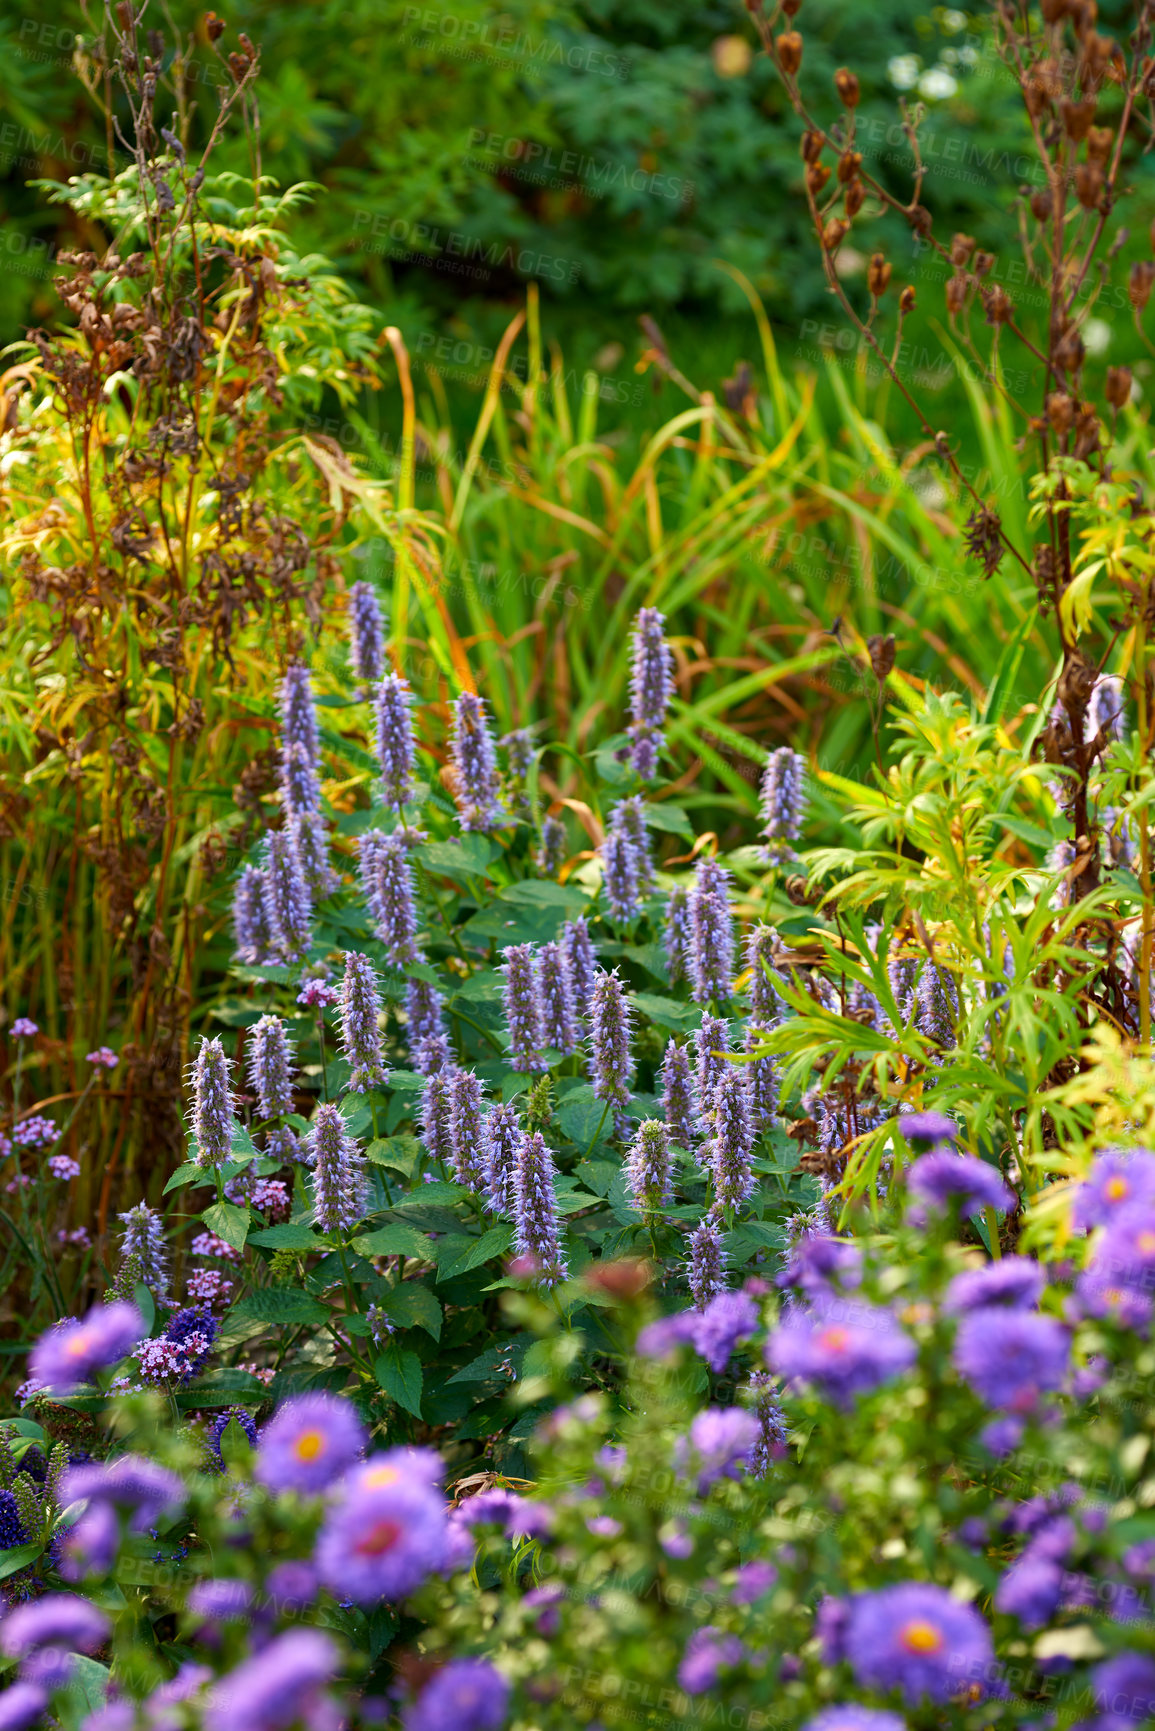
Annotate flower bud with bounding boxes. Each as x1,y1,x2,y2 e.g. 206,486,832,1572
1130,259,1155,311
1030,187,1053,222
834,67,859,106
836,148,862,184
1046,391,1075,433
1060,95,1097,140
844,179,865,218
1054,327,1085,372
899,285,916,315
1105,365,1133,408
776,30,803,73
822,216,848,251
1086,125,1113,164
984,285,1013,324
867,253,891,297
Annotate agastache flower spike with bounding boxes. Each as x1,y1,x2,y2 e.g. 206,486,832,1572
601,827,640,924
661,1039,698,1148
626,607,674,780
887,944,919,1028
279,664,323,817
502,944,543,1073
695,1015,731,1126
612,796,655,892
500,727,535,822
688,1215,727,1308
407,977,451,1075
664,884,692,985
291,808,339,900
420,1071,455,1165
340,952,389,1093
626,1120,673,1215
117,1204,169,1297
233,866,273,966
916,960,958,1049
448,1071,489,1192
308,1105,367,1236
191,1037,236,1169
450,691,506,831
262,829,312,964
248,1016,295,1120
745,927,785,1027
513,1130,568,1287
536,814,566,878
589,968,633,1134
744,1025,778,1132
687,856,734,1004
375,672,416,809
484,1103,522,1215
1086,673,1126,746
538,942,578,1056
710,1067,755,1213
349,582,385,684
563,918,597,1015
358,831,422,966
759,747,807,867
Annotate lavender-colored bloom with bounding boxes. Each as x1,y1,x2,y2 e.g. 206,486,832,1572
682,1406,759,1494
297,976,338,1010
690,1290,758,1373
744,1025,778,1131
777,1235,862,1299
661,1039,698,1149
266,1561,318,1612
314,1452,449,1604
255,1394,367,1495
405,1659,510,1731
694,1014,730,1125
908,1150,1014,1219
205,1629,339,1731
9,1019,37,1039
744,927,784,1026
803,1709,905,1731
664,883,692,985
536,814,567,878
450,691,506,831
190,1035,236,1168
455,1487,551,1540
897,1110,958,1150
233,866,273,965
339,952,388,1093
710,1067,755,1213
47,1152,79,1178
626,607,674,780
687,856,734,1004
405,977,448,1075
600,827,640,924
844,1583,994,1705
247,1015,295,1120
500,727,535,822
953,1307,1070,1411
358,830,422,966
0,1594,109,1657
1092,1654,1155,1730
420,1071,455,1164
588,969,633,1129
759,748,807,867
612,796,655,891
291,807,338,902
375,671,416,809
1074,1148,1155,1230
766,1300,916,1407
86,1046,118,1069
1091,1205,1155,1292
29,1301,143,1392
308,1103,367,1235
513,1130,568,1287
916,961,958,1048
688,1215,727,1308
57,1500,117,1581
980,1415,1025,1457
1047,837,1077,908
59,1456,183,1530
625,1120,672,1215
747,1369,789,1476
1087,673,1126,746
995,1553,1065,1628
139,1304,217,1385
448,1071,489,1191
278,664,323,818
1075,1269,1152,1331
0,1683,46,1731
562,917,597,1015
484,1104,522,1215
537,942,578,1055
677,1626,744,1695
117,1203,169,1296
262,828,312,963
502,943,543,1073
206,1407,258,1472
944,1256,1044,1313
188,1577,254,1622
349,582,385,684
732,1559,778,1604
886,946,919,1028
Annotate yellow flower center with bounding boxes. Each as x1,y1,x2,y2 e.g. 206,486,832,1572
293,1429,326,1462
64,1332,93,1359
1139,1232,1155,1255
362,1464,400,1488
817,1326,850,1354
899,1619,944,1655
1106,1176,1130,1201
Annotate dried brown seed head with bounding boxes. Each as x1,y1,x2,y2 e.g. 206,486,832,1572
205,12,226,42
1046,391,1076,433
867,253,892,297
834,67,860,106
945,274,967,315
899,285,916,314
1105,365,1132,408
1030,187,1053,222
806,162,832,194
1053,327,1086,373
1086,126,1113,164
984,284,1013,324
844,179,865,218
837,149,863,184
1074,162,1103,209
1130,259,1155,311
1060,95,1097,140
822,216,849,251
801,129,824,164
950,232,975,266
776,30,803,74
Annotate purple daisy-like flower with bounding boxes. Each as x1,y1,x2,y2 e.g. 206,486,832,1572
537,941,578,1056
710,1067,755,1213
677,1627,744,1696
1074,1148,1155,1231
994,1553,1065,1628
759,747,807,868
777,1235,862,1299
1092,1653,1155,1730
448,1070,489,1192
247,1015,295,1121
536,813,567,878
255,1394,367,1495
562,917,597,1015
0,1594,109,1658
661,1038,698,1149
314,1452,449,1604
30,1302,144,1392
261,828,312,964
450,691,506,832
802,1710,905,1731
588,969,633,1130
844,1582,994,1705
349,582,386,684
690,1290,759,1373
626,607,674,780
59,1456,184,1531
187,1577,254,1623
502,943,543,1073
682,1408,759,1494
308,1104,368,1235
483,1102,522,1216
766,1300,916,1407
626,1120,673,1216
233,865,272,965
190,1035,236,1169
952,1307,1070,1412
688,1215,727,1308
944,1256,1044,1313
404,1658,510,1731
896,1110,958,1151
513,1130,568,1288
1091,1204,1155,1292
340,951,389,1093
687,856,734,1004
1074,1269,1153,1331
205,1628,339,1731
375,671,416,808
907,1150,1014,1219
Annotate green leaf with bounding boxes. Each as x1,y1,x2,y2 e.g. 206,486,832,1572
394,1180,467,1209
163,1161,202,1194
438,1224,513,1279
0,1542,43,1581
248,1222,325,1251
630,993,702,1032
217,1290,329,1348
366,1135,419,1175
557,1085,607,1146
375,1343,423,1417
352,1222,436,1261
982,608,1038,726
374,1283,442,1341
642,803,694,840
416,836,499,885
554,1190,601,1216
448,1340,525,1383
219,1416,253,1471
202,1201,250,1251
133,1281,156,1336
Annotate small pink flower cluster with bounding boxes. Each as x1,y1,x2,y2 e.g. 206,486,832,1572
191,1232,243,1262
14,1116,56,1149
48,1155,81,1181
57,1226,91,1249
136,1331,212,1386
251,1178,291,1221
186,1268,235,1307
86,1047,119,1069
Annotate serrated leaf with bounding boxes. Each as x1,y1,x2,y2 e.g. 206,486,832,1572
366,1135,419,1175
163,1161,202,1195
375,1344,423,1417
557,1085,608,1146
394,1180,467,1209
438,1224,513,1279
217,1290,328,1348
352,1223,436,1261
554,1190,601,1216
642,803,694,840
248,1222,325,1251
448,1340,525,1383
630,993,702,1033
202,1201,250,1251
374,1283,442,1341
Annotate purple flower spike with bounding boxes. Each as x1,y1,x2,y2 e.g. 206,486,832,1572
538,941,578,1055
916,961,958,1048
759,747,807,867
307,1103,367,1236
953,1307,1070,1412
30,1302,144,1392
376,670,416,809
117,1203,169,1296
908,1150,1014,1219
0,1594,109,1658
562,917,597,1014
765,1299,916,1407
626,607,674,780
710,1067,755,1214
420,1071,455,1164
405,1658,510,1731
407,977,449,1075
513,1130,568,1287
500,727,535,821
340,952,389,1093
687,856,734,1004
664,884,692,985
358,830,422,967
588,969,633,1132
612,796,655,891
261,828,312,964
745,926,786,1026
349,582,385,684
233,865,272,966
1087,672,1126,745
694,1014,730,1126
626,1120,673,1214
688,1215,727,1308
191,1036,236,1168
450,691,506,832
747,1370,789,1476
536,813,567,878
683,1406,759,1494
600,827,640,924
448,1071,489,1192
279,664,323,817
255,1393,367,1494
502,943,543,1073
484,1102,523,1215
205,1630,339,1731
291,807,338,900
744,1025,778,1131
248,1015,295,1121
661,1039,698,1150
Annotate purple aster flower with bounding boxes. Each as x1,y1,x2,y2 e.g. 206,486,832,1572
664,882,692,985
502,943,543,1073
420,1070,455,1165
625,1120,673,1215
484,1103,522,1215
777,1235,863,1298
340,952,389,1092
205,1628,339,1731
513,1130,568,1287
0,1682,48,1730
688,1214,727,1308
0,1594,108,1657
908,1150,1014,1219
600,826,640,924
255,1393,367,1495
661,1038,698,1149
711,1066,755,1213
448,1070,489,1191
187,1577,254,1622
626,607,674,780
278,664,322,817
308,1103,368,1235
537,941,578,1055
687,856,734,1004
59,1456,184,1530
694,1014,730,1126
953,1307,1070,1412
407,976,449,1074
247,1015,295,1121
500,727,535,822
844,1582,994,1705
677,1626,743,1696
117,1203,169,1296
233,866,273,966
29,1302,143,1392
759,747,807,867
994,1553,1065,1628
766,1299,916,1407
588,969,633,1132
314,1452,449,1604
455,1488,551,1541
944,1257,1044,1313
980,1415,1025,1458
261,828,312,963
690,1290,759,1373
190,1035,236,1169
916,961,958,1048
404,1658,510,1731
747,1369,789,1475
1074,1269,1153,1331
803,1710,905,1731
266,1561,318,1612
897,1110,959,1151
375,670,417,809
1092,1653,1155,1729
291,806,338,902
536,813,567,878
732,1559,778,1604
1092,1205,1155,1292
359,830,422,967
1074,1148,1155,1230
349,582,385,684
562,917,597,1015
450,691,506,831
10,1018,38,1040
